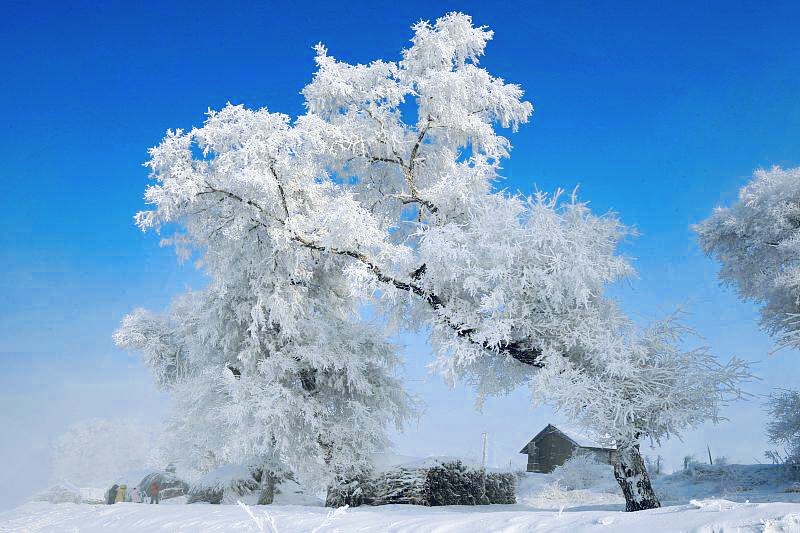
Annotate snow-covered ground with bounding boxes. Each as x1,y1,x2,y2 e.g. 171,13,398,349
5,464,800,532
2,499,800,532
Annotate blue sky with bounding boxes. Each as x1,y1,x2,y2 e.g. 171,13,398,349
1,0,798,508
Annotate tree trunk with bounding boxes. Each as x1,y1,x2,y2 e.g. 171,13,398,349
257,470,276,505
612,444,660,512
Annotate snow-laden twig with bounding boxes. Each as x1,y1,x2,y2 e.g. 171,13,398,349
311,505,349,533
237,500,277,533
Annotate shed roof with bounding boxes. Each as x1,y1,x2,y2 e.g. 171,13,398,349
519,424,616,453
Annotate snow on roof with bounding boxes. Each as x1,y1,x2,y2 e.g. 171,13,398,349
556,425,616,449
523,424,616,451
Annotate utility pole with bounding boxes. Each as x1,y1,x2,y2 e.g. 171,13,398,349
480,432,489,504
482,432,488,469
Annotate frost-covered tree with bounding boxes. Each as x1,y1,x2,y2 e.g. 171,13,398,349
534,314,747,508
121,12,746,511
766,389,800,463
51,418,160,486
696,166,800,349
115,284,410,498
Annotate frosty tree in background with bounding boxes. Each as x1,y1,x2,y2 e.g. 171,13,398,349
119,12,747,511
696,167,800,473
696,166,800,350
766,389,800,463
51,419,161,487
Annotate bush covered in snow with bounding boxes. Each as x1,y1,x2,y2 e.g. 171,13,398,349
517,474,623,510
427,461,514,505
326,468,425,507
427,461,485,505
484,470,517,505
326,460,515,507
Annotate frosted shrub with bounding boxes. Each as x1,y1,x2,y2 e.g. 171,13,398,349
531,480,570,506
327,461,515,507
425,461,514,505
551,453,612,491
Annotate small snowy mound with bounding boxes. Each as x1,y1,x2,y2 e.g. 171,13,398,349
550,453,617,491
689,498,740,511
31,482,82,504
187,464,258,504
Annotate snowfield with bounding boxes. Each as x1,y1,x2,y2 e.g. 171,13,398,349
8,466,800,532
3,499,800,532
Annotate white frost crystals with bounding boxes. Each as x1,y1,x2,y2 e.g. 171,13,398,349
115,11,749,510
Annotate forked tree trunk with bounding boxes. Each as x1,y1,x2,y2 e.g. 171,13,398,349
257,470,276,505
612,444,660,512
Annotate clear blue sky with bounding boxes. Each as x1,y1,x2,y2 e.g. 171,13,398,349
1,0,798,508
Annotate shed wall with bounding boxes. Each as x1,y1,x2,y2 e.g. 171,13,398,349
529,430,576,473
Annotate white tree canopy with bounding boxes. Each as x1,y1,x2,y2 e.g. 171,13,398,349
696,166,800,349
119,12,748,508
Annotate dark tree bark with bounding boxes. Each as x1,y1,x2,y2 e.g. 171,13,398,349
612,444,661,512
257,470,276,505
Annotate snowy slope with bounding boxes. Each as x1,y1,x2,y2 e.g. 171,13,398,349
2,500,800,532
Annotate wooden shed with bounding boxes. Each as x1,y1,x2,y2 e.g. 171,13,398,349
519,424,617,473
